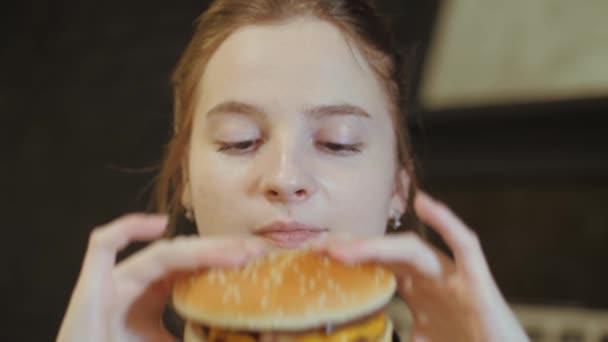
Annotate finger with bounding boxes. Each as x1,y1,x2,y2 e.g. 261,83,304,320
308,232,357,253
319,234,446,279
414,192,489,275
113,236,266,296
57,214,168,341
82,213,168,277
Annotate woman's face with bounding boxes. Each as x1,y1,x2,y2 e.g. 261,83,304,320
182,17,408,248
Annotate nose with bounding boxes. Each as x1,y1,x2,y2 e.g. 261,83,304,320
259,140,315,204
266,184,308,203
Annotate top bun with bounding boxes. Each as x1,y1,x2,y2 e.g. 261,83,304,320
172,249,396,331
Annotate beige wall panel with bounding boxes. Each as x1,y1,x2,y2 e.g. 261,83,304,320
420,0,608,109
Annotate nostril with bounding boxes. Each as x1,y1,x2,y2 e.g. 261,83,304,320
265,188,307,200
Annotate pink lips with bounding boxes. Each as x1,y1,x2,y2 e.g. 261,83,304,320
253,221,327,248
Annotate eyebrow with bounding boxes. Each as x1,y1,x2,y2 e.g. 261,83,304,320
205,101,372,120
308,104,371,119
206,101,265,120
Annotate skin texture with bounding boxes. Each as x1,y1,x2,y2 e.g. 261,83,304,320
181,17,406,238
57,17,529,342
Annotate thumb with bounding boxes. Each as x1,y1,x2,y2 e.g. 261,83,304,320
124,278,175,337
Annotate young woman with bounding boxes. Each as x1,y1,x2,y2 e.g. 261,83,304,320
57,1,529,341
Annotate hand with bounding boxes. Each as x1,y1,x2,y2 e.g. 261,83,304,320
57,213,265,342
312,192,529,342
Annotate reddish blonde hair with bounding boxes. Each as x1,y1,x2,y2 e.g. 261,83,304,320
155,0,421,234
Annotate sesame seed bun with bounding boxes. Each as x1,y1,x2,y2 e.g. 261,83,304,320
172,249,397,331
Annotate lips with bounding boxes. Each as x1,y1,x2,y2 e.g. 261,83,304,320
253,221,327,248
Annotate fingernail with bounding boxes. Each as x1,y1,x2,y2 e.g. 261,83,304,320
244,239,265,255
327,247,356,264
416,191,431,202
148,214,169,224
308,240,327,252
415,192,436,212
425,255,442,278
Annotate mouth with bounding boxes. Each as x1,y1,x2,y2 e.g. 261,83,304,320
253,221,328,248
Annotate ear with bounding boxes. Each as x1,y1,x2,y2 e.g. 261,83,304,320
180,158,192,210
389,168,410,216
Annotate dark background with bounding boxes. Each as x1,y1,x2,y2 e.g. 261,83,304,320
3,0,608,340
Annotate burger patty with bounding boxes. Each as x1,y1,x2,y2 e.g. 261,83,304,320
199,309,388,342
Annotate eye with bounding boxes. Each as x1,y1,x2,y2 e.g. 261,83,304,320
318,142,363,155
216,139,262,154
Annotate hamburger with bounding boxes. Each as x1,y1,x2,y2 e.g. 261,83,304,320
172,249,397,342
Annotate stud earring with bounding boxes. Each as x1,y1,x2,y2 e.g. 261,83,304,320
184,207,194,222
390,208,402,230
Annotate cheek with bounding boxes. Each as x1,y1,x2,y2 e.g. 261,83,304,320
324,158,394,236
188,147,253,235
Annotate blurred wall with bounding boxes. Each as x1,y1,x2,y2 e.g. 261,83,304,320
420,0,608,108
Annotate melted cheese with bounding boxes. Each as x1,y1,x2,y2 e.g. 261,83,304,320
208,313,386,342
294,313,386,342
208,328,256,342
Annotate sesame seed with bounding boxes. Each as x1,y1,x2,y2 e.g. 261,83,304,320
243,264,253,278
222,287,231,304
271,270,282,285
318,292,326,306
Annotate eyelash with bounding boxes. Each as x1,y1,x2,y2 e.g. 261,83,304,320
319,142,362,153
216,140,261,152
216,139,362,155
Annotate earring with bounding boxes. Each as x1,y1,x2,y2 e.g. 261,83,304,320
184,207,194,222
390,208,402,230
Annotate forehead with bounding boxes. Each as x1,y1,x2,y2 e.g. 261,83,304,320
196,16,390,117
